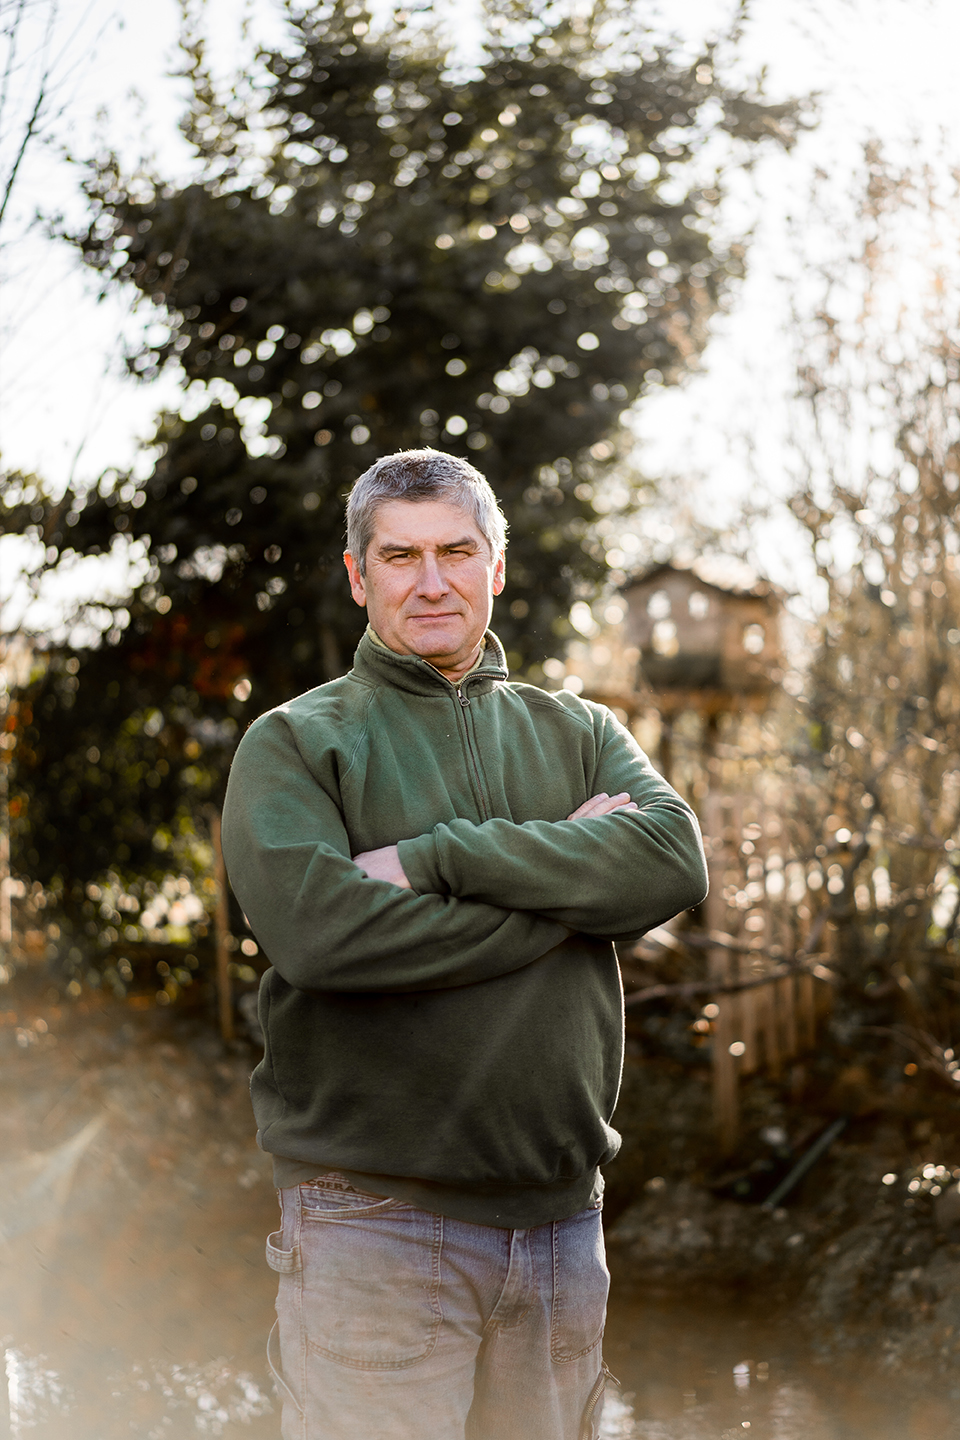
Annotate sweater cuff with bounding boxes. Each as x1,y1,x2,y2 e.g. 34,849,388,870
396,833,448,897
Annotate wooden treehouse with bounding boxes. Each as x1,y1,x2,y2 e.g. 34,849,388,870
584,559,829,1153
622,559,783,719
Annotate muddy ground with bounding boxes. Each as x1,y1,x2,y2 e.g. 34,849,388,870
1,971,960,1438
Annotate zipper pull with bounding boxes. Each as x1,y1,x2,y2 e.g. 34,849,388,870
458,691,470,707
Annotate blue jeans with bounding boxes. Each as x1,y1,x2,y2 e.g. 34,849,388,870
266,1176,610,1440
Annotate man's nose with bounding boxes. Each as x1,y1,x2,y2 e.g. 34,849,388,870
416,554,448,598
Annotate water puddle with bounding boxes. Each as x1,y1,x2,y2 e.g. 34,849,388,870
599,1294,959,1439
3,1347,273,1438
1,998,956,1438
5,1298,958,1439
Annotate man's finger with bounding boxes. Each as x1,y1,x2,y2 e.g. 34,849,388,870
566,792,637,820
566,793,609,820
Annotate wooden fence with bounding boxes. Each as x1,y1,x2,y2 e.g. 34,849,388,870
701,789,837,1150
624,786,838,1152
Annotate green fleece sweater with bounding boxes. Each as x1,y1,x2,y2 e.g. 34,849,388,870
221,630,707,1227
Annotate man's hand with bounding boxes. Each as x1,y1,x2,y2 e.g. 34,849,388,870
353,794,635,890
352,844,412,889
566,791,638,821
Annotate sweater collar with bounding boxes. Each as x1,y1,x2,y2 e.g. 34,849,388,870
351,628,509,698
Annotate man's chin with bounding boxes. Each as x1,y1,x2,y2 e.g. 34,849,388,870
404,622,463,653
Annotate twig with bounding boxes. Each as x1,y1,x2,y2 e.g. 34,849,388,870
628,909,829,971
761,1117,848,1211
862,1024,960,1089
623,955,836,1008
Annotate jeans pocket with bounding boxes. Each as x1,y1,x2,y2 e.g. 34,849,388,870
300,1181,391,1213
301,1203,443,1370
550,1207,610,1362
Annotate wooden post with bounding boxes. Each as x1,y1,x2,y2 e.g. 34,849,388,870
797,970,817,1050
780,973,798,1062
739,983,758,1075
710,944,743,1154
659,712,674,786
702,791,740,1152
760,975,781,1077
712,970,741,1153
209,809,235,1044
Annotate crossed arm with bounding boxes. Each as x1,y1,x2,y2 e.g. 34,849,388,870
351,719,707,940
353,791,639,888
222,708,707,991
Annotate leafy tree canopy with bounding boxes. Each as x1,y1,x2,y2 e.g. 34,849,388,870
2,0,801,898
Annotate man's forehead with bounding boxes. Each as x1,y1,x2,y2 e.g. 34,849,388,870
370,498,485,548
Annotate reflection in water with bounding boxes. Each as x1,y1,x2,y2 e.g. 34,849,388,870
1,999,958,1438
6,1305,957,1440
596,1372,831,1440
1,1347,272,1440
598,1295,959,1440
3,1346,273,1437
600,1390,641,1438
0,1004,281,1439
5,1347,68,1438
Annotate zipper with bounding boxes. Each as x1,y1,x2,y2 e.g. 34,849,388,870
453,672,491,819
456,666,488,707
578,1362,620,1440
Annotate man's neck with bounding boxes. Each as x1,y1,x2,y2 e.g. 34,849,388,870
366,626,486,685
429,646,484,686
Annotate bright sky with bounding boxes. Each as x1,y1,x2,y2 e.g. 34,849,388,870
2,0,960,634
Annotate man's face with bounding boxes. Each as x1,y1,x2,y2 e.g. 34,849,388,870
344,498,505,679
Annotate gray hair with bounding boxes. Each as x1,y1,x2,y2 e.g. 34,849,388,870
345,449,508,575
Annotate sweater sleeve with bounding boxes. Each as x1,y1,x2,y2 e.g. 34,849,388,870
220,713,569,993
395,709,708,939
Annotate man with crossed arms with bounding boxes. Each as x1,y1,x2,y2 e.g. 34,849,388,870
222,448,707,1440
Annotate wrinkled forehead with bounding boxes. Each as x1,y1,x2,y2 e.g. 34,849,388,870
367,497,491,553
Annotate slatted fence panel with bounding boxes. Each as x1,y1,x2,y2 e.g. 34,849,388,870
699,794,834,1151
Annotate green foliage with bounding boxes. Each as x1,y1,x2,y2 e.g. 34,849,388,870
8,643,233,890
2,0,800,898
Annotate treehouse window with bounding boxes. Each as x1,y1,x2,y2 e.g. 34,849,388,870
652,619,679,656
743,623,765,655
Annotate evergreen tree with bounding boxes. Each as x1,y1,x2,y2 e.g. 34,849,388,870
2,1,800,897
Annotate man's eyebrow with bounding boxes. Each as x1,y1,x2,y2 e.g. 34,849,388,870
376,537,480,555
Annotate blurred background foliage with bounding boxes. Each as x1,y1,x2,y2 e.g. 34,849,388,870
613,149,960,1079
0,0,798,916
784,157,960,1031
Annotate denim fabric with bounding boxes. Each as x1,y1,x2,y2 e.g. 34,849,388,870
266,1176,610,1440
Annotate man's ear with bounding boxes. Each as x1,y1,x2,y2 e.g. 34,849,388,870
343,551,367,608
493,550,506,597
